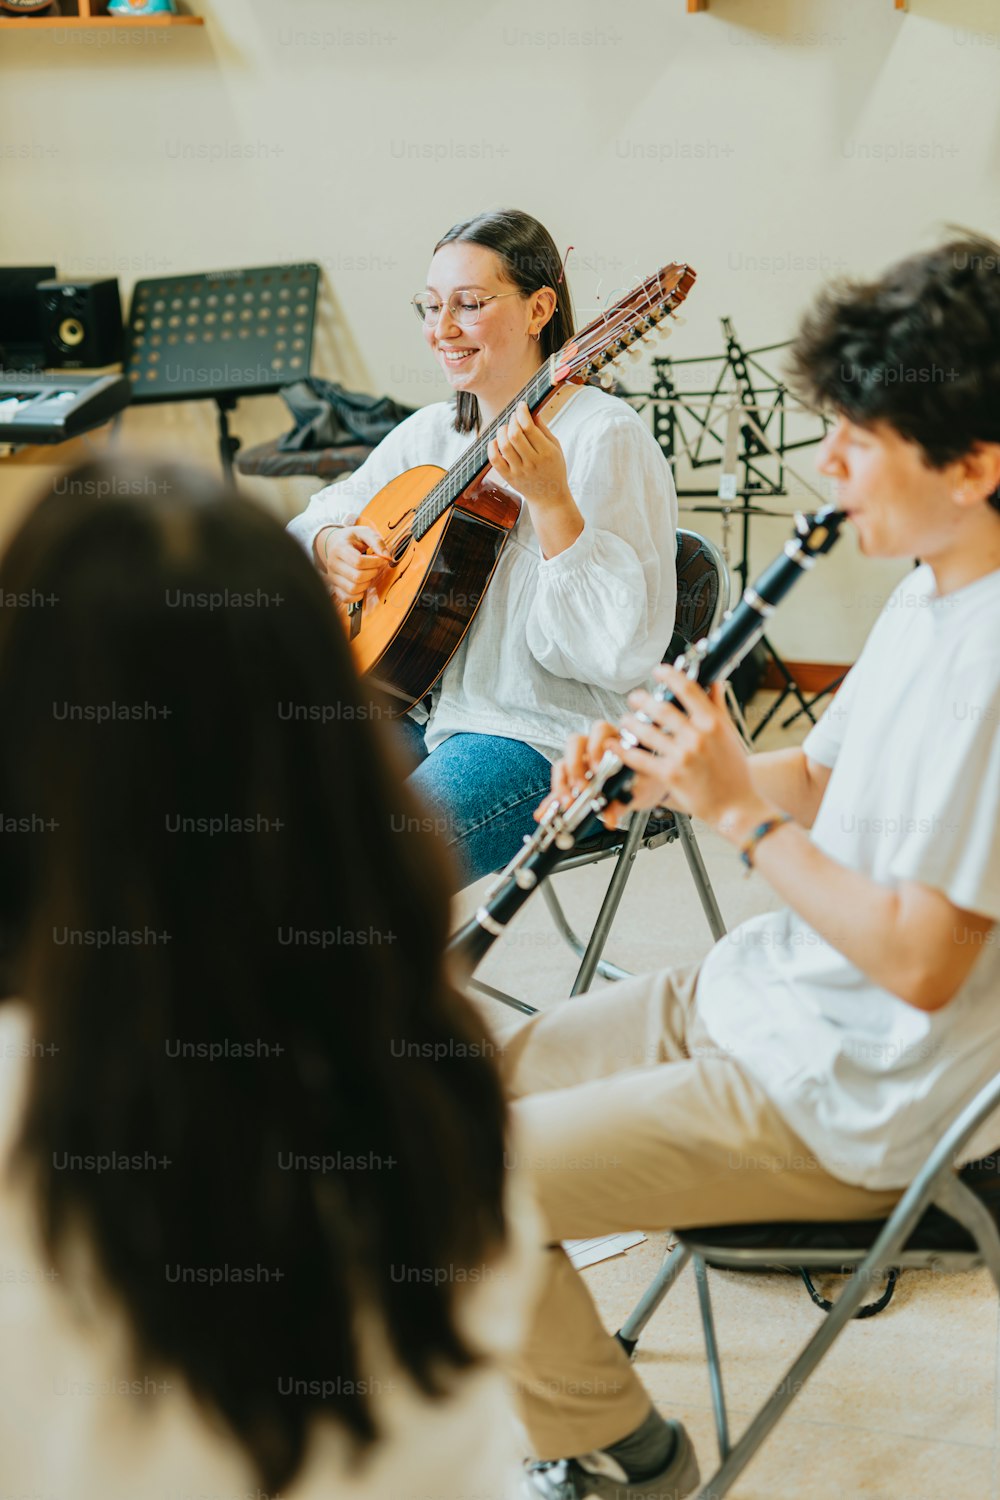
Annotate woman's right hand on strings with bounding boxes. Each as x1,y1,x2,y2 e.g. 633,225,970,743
315,526,393,606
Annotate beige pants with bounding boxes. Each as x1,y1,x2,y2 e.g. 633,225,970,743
495,964,902,1460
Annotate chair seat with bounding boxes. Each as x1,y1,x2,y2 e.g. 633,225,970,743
236,439,375,480
568,812,679,859
682,1156,1000,1261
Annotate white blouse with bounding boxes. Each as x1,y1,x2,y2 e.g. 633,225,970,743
287,386,678,761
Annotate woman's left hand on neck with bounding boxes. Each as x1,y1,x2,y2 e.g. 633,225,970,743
487,398,584,559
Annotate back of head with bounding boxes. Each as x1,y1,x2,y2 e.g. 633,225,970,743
790,231,1000,510
0,456,508,1491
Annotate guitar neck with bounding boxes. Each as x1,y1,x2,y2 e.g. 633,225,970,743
413,358,559,540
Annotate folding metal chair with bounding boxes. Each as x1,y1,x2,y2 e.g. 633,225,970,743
471,529,732,1015
614,1072,1000,1500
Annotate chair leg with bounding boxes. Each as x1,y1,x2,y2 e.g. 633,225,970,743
466,977,538,1017
675,813,727,941
541,881,633,984
694,1256,730,1463
570,811,652,996
934,1174,1000,1296
615,1242,692,1354
692,1250,904,1500
724,680,753,751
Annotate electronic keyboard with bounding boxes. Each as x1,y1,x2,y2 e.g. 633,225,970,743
0,372,130,445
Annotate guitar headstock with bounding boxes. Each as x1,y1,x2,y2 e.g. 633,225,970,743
553,262,696,389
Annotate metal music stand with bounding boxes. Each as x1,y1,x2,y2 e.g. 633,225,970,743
123,263,320,482
780,669,849,730
625,321,833,737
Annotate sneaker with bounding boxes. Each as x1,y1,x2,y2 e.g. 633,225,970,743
522,1422,700,1499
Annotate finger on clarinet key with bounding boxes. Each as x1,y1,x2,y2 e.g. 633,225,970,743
585,720,618,773
551,749,578,804
601,799,628,830
654,661,712,719
565,733,589,786
534,791,559,824
621,713,664,750
629,686,670,723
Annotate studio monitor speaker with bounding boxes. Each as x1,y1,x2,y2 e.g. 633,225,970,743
37,278,123,368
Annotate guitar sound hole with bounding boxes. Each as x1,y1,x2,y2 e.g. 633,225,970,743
392,535,411,565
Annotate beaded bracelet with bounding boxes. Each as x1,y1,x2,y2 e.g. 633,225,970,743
739,812,793,873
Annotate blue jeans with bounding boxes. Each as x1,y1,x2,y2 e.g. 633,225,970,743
396,719,554,889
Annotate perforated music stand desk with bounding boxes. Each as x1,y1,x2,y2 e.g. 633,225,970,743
123,262,320,479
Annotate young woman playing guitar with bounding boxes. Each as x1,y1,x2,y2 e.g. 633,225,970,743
287,209,678,887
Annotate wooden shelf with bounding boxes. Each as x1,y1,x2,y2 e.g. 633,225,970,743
0,1,203,25
687,0,905,8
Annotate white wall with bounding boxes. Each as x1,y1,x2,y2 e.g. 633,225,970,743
3,0,999,660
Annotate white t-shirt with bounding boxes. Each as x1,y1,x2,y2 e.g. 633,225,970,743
286,387,678,761
697,563,1000,1190
0,1003,538,1500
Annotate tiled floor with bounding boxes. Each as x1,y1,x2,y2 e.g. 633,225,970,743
454,694,999,1500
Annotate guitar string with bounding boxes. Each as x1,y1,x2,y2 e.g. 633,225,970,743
410,272,672,537
410,362,553,540
410,272,679,539
411,267,679,534
408,268,688,543
410,302,647,539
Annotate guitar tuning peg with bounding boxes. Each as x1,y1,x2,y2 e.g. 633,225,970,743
599,370,616,389
670,313,687,327
627,347,644,363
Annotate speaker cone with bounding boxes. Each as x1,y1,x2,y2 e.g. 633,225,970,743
58,318,85,348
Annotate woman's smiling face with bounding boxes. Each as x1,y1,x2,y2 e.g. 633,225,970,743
421,242,541,409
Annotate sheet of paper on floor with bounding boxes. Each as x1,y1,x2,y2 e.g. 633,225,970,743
565,1232,647,1270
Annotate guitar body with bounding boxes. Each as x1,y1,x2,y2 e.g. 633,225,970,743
348,465,522,714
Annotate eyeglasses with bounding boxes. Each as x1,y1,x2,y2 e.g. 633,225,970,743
410,290,524,327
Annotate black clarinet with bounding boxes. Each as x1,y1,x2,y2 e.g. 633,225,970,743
449,505,846,972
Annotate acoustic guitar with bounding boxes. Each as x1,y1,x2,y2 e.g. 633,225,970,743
347,262,697,712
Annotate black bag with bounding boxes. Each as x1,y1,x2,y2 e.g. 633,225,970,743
276,377,417,453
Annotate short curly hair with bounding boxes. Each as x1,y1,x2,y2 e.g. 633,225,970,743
789,232,1000,512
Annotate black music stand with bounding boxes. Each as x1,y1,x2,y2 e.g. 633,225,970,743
781,669,849,729
123,263,320,482
629,320,832,737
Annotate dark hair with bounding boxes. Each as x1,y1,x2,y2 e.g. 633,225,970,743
789,231,1000,512
434,207,575,434
0,458,508,1491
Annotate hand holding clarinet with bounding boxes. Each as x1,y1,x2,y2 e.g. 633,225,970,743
541,668,755,835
